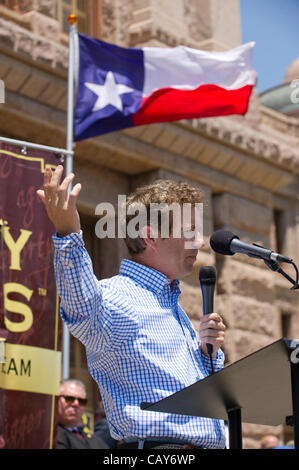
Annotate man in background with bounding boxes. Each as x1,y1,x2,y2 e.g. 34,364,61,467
56,379,108,449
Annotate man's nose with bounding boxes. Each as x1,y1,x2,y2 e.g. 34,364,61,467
185,235,205,250
72,398,80,406
192,233,205,249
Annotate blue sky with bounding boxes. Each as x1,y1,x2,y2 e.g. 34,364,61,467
240,0,299,93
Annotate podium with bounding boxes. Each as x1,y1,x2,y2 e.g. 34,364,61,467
140,338,299,449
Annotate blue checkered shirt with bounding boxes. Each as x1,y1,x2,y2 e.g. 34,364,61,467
53,231,226,448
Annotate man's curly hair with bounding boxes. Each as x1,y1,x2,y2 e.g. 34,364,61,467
124,179,203,255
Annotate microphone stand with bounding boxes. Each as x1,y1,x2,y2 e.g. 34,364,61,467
248,242,299,289
263,259,299,290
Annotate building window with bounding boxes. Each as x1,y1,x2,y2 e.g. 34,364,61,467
0,0,19,12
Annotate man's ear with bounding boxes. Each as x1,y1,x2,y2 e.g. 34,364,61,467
140,225,159,251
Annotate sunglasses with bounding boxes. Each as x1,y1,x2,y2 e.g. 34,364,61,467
60,395,88,406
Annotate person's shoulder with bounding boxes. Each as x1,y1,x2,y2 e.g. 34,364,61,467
98,275,140,325
99,273,139,299
85,431,109,449
100,272,134,287
57,423,68,434
55,425,72,449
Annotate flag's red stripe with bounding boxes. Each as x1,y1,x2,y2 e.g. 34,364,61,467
132,84,253,126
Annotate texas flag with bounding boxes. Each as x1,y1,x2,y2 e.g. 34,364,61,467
74,33,256,141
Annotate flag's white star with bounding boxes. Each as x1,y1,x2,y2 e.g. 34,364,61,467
85,71,134,113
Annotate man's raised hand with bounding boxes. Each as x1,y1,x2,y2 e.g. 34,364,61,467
36,165,81,237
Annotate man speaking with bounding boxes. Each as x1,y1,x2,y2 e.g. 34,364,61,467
37,165,226,450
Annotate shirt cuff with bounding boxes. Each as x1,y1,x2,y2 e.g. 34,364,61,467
200,348,225,373
52,230,84,250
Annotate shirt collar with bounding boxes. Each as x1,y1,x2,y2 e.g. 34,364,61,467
119,259,180,294
64,425,80,432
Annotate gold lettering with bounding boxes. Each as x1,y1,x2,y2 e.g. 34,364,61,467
38,288,47,296
4,282,34,333
1,226,32,271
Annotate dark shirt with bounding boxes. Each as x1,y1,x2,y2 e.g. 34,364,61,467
94,418,118,449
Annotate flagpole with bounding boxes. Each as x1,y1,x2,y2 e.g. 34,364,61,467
62,13,77,380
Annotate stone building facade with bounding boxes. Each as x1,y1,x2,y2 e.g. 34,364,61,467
0,0,298,448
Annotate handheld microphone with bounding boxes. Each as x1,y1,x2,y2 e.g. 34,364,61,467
199,266,216,364
210,229,292,264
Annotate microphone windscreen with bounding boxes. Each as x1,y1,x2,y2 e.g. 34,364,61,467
210,229,239,255
199,266,216,284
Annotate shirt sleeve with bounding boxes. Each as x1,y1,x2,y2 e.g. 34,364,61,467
200,347,225,375
53,231,107,350
53,231,139,353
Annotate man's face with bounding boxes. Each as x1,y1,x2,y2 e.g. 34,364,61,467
154,205,204,280
58,382,87,428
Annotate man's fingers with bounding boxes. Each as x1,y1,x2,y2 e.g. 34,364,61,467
43,165,52,183
200,313,226,333
200,313,226,357
68,183,82,209
56,173,75,209
42,165,77,210
49,165,64,186
43,165,64,202
200,320,226,332
204,313,222,322
43,167,52,200
36,189,46,203
36,166,81,236
201,331,226,348
201,329,226,339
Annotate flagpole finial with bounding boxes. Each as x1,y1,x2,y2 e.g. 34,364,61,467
68,13,77,25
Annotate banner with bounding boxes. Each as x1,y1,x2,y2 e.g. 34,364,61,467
0,141,62,449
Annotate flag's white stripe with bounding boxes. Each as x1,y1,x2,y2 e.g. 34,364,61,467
142,42,256,96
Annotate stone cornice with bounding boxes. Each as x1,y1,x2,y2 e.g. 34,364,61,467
0,16,68,74
182,115,299,175
122,123,298,201
260,105,299,139
0,5,29,28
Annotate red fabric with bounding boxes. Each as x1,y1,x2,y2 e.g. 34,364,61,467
133,84,253,126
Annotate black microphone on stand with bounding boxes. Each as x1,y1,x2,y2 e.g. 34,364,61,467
210,229,292,263
210,230,299,290
199,266,216,374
